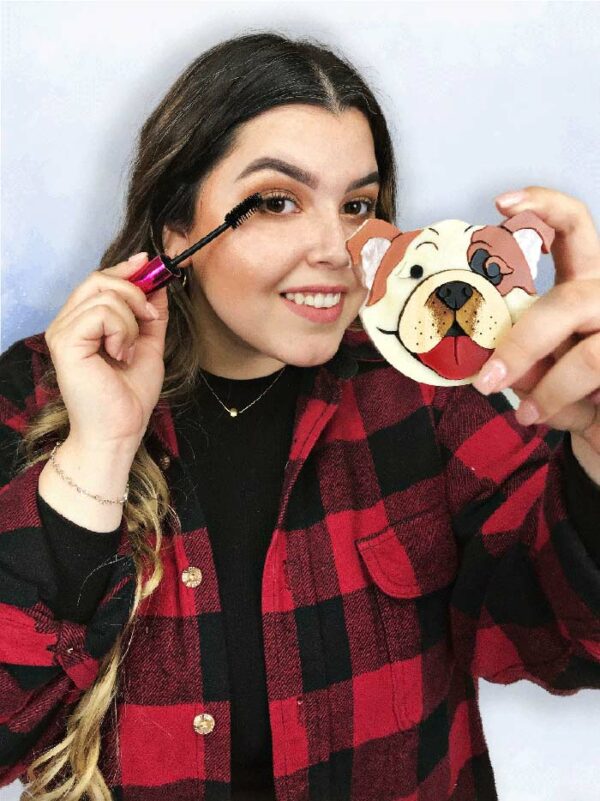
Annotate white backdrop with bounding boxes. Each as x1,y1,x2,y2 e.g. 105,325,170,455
1,1,600,799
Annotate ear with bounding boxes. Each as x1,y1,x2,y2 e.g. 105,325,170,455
346,219,401,291
162,223,192,267
501,211,555,281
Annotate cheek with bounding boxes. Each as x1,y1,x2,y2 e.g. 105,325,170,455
230,219,309,267
349,287,369,315
198,255,282,306
341,292,367,328
215,239,300,294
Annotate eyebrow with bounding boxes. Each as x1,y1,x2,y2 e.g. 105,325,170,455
235,157,380,192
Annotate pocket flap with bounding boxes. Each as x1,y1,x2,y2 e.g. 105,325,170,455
356,506,457,598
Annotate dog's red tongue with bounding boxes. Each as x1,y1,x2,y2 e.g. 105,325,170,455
418,336,491,380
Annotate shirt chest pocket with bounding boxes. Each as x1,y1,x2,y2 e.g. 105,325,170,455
354,505,458,728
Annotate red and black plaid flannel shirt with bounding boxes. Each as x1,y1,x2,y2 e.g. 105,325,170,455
1,330,599,800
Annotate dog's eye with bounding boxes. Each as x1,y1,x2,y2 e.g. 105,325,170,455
485,261,500,279
469,248,502,287
410,264,424,279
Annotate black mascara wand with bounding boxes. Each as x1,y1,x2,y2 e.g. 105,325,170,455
128,193,264,295
168,193,263,268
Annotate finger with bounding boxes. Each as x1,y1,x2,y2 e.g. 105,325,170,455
59,253,145,314
510,334,584,394
495,186,600,282
509,355,555,395
511,386,599,439
98,258,169,331
56,253,160,320
102,262,170,335
51,291,140,362
514,331,600,427
50,304,130,364
141,284,169,323
473,281,600,395
517,393,598,440
100,251,151,280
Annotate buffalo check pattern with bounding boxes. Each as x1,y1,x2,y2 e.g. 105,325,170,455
1,330,599,800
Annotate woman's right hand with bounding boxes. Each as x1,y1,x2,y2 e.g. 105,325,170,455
44,252,170,452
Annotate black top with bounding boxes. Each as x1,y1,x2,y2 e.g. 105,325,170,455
35,373,600,798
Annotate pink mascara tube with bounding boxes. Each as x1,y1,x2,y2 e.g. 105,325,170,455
127,193,263,295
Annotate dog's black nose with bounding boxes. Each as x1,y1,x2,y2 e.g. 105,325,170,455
435,280,473,311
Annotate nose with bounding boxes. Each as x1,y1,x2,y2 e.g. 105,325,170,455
435,280,473,311
304,212,353,271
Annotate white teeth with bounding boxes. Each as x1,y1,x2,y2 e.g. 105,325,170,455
284,292,342,309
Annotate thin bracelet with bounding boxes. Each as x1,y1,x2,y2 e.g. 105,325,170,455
49,441,129,505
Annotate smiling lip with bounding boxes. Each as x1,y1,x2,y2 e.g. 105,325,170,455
281,294,345,323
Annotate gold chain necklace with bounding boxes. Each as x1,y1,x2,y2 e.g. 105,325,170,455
198,366,286,418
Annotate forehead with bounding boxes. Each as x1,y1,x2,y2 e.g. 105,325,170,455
237,103,371,138
224,104,376,168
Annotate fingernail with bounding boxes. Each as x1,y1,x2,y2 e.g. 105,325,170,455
516,399,540,426
495,191,526,207
145,302,160,319
125,344,136,364
474,359,507,395
128,251,148,262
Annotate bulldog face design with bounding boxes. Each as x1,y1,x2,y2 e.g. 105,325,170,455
346,211,555,386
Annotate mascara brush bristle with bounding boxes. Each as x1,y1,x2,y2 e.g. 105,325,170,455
225,193,263,228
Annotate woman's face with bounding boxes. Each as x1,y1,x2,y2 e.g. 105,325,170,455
163,104,380,378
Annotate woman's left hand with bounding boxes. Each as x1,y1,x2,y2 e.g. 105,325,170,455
472,186,600,458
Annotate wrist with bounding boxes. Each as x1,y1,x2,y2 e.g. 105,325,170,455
38,438,134,532
64,430,141,461
52,436,136,498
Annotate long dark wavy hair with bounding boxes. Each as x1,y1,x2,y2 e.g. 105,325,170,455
19,29,398,799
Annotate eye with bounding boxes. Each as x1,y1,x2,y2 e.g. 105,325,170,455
485,261,501,279
469,248,503,286
258,192,298,215
409,264,424,279
343,198,376,216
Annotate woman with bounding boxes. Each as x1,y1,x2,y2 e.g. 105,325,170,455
1,30,599,801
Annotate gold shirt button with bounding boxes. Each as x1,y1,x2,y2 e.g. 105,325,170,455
181,566,203,588
193,713,215,735
158,453,171,470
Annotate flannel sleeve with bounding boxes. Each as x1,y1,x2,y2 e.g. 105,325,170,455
0,337,135,784
433,382,600,694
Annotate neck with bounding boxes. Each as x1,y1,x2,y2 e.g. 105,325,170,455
194,329,288,379
202,362,286,381
191,288,286,379
198,348,286,380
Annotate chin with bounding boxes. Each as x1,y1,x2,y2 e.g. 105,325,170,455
277,337,341,369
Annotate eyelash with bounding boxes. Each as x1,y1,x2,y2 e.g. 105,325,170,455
257,190,376,217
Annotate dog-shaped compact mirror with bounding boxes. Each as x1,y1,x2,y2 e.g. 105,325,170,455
346,211,555,386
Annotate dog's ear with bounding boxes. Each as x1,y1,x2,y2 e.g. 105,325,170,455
346,219,400,291
501,211,555,280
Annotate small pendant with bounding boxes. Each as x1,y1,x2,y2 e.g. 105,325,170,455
229,408,239,417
